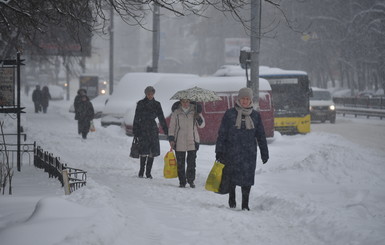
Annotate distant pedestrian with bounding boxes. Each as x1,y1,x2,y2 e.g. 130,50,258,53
32,85,42,113
41,86,51,113
132,86,168,179
168,99,205,188
215,87,269,210
76,95,94,140
74,89,87,134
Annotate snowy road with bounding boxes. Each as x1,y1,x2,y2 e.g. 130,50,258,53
311,116,385,152
1,99,385,245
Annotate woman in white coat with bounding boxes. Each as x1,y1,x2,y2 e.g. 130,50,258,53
168,99,205,188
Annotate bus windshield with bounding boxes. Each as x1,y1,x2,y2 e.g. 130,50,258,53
261,75,310,117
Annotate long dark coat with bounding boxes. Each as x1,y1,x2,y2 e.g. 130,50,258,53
133,97,168,157
41,86,51,108
77,98,94,133
32,89,42,104
215,108,269,187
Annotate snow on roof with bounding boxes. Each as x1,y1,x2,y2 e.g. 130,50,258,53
259,66,308,76
103,72,272,124
102,72,199,115
311,87,328,91
213,64,308,77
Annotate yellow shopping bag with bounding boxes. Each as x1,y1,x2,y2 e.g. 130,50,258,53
205,161,225,192
163,148,178,178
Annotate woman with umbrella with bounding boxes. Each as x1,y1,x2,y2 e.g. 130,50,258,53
168,87,214,188
133,86,168,179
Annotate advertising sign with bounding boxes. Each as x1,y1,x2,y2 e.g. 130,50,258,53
0,67,15,106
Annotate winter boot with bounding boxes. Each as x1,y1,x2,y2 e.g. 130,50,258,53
145,157,154,179
229,185,236,208
188,181,195,188
241,186,251,211
138,156,146,178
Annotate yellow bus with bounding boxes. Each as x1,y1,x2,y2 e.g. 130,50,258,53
259,66,311,134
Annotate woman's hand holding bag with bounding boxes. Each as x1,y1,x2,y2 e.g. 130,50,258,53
129,137,140,158
164,148,178,178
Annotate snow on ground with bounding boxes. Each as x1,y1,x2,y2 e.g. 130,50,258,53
0,97,385,245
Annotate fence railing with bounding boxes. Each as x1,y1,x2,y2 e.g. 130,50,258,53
333,97,385,109
1,139,87,195
0,142,35,167
34,145,87,195
333,97,385,119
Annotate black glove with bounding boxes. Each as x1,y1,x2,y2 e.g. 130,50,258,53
262,158,268,164
196,116,203,126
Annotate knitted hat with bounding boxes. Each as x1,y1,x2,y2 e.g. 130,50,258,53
144,86,155,94
238,87,253,99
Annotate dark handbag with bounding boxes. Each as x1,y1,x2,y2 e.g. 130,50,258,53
129,137,140,158
216,165,230,194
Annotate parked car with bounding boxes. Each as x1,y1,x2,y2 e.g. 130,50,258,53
356,90,375,98
48,85,65,100
101,72,199,127
310,87,336,123
69,94,109,119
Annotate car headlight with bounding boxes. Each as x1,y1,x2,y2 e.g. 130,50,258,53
329,105,335,110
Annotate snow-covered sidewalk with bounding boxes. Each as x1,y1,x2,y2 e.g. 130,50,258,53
1,99,385,245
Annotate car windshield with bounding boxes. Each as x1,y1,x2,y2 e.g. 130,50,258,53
311,91,331,100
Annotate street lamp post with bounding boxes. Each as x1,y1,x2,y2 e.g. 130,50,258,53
249,0,262,109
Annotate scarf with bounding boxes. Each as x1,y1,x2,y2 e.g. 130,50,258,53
235,101,254,129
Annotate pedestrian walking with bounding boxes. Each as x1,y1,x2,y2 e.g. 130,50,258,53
168,99,205,188
132,86,168,179
41,86,52,113
74,89,87,134
76,95,94,140
32,85,42,113
215,87,269,210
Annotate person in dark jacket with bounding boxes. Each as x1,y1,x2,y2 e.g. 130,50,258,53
77,95,94,140
133,86,168,179
215,87,269,211
74,89,87,134
41,86,51,113
32,85,42,113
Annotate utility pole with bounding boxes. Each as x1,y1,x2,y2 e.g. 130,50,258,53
109,6,114,94
152,3,160,73
249,0,262,109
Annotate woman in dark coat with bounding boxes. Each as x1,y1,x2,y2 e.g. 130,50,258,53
74,89,87,134
32,85,42,113
77,95,94,140
41,86,51,113
133,86,168,179
215,87,269,211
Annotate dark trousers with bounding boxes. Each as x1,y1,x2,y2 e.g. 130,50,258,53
78,120,90,139
139,156,154,178
34,102,41,113
229,184,251,209
175,150,196,185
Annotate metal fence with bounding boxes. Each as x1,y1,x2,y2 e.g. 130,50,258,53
34,145,87,195
333,97,385,109
1,139,87,195
333,97,385,119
